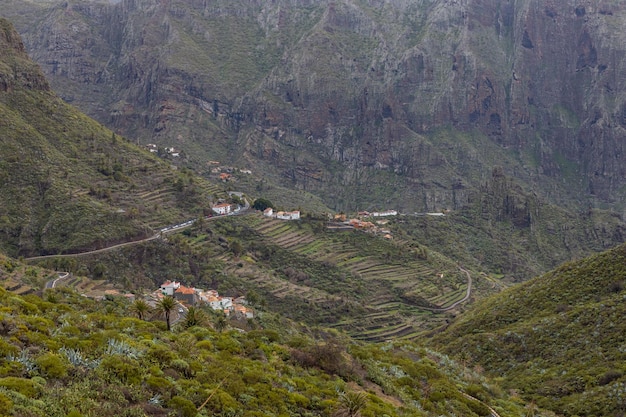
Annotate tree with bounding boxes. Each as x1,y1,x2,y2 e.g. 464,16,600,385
214,312,227,333
130,298,151,321
157,296,176,331
333,391,367,417
252,198,274,211
230,239,244,257
183,306,206,329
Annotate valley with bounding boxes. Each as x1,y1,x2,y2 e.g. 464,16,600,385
0,1,625,415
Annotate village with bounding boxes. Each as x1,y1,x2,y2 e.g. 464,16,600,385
155,280,254,319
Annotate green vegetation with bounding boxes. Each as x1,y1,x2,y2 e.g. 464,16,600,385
0,280,531,417
0,18,225,257
432,243,626,416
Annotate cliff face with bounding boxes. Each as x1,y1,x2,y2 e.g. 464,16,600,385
3,0,626,212
0,18,49,92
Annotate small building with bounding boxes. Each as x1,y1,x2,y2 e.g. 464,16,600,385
371,210,398,217
174,285,197,305
233,304,254,319
263,207,273,217
208,295,233,311
219,173,231,181
160,280,181,296
276,210,300,220
212,203,232,215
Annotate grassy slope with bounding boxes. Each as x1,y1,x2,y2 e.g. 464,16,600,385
0,18,223,257
431,243,626,416
0,260,531,417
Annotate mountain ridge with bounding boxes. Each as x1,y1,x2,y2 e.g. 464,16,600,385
0,17,225,257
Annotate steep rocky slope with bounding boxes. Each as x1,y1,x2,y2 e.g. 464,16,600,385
3,0,625,212
1,0,625,278
0,18,219,257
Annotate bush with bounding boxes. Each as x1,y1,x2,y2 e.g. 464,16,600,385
35,353,68,379
0,392,12,416
169,395,197,417
598,370,622,386
0,377,41,397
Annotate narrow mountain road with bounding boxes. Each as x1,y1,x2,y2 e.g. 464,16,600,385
419,267,472,312
45,272,70,289
24,198,251,262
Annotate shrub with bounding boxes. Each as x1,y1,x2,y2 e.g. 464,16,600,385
168,395,197,417
194,340,213,351
0,392,12,416
598,370,622,386
0,377,41,397
98,356,142,385
35,353,68,379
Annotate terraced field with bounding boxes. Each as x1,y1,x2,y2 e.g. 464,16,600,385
246,216,470,340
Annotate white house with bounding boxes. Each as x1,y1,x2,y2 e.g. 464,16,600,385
160,280,181,296
263,207,273,217
208,295,233,311
212,203,232,215
371,210,398,217
276,210,300,220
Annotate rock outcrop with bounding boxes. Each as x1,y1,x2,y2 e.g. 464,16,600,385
3,0,626,213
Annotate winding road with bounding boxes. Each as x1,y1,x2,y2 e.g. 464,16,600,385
25,199,250,262
45,272,71,289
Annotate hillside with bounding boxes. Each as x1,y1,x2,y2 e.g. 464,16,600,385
0,18,224,257
2,0,626,213
431,243,626,416
33,213,489,342
0,258,534,417
1,0,625,282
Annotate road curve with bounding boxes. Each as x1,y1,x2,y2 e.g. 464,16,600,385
45,272,70,289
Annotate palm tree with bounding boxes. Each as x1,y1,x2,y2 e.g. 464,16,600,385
333,391,367,417
214,312,227,333
183,306,206,329
157,296,176,331
130,298,150,320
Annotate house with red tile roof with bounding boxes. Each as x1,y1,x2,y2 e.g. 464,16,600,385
174,285,197,305
212,203,232,215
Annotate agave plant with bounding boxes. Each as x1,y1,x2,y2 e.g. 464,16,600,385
106,338,142,359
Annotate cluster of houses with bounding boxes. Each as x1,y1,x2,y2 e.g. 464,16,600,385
263,207,301,220
146,144,181,157
159,281,253,319
209,165,253,182
330,211,395,238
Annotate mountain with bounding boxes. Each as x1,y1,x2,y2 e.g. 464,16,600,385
1,0,624,281
431,242,626,416
0,18,222,257
2,0,625,212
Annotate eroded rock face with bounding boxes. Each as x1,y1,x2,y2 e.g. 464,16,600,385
0,18,49,92
4,0,626,210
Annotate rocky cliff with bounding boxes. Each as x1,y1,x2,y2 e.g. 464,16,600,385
2,0,625,214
